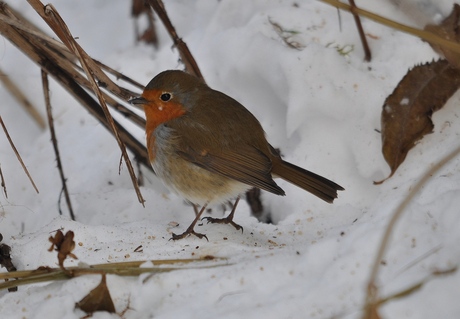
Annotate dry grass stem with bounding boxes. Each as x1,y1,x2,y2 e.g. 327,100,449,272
0,163,6,197
363,144,460,318
0,115,39,194
0,256,228,290
0,2,149,168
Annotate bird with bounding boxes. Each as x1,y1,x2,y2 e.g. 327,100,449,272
129,70,344,240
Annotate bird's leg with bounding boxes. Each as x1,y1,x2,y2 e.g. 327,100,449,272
193,203,200,216
202,197,243,232
171,203,209,241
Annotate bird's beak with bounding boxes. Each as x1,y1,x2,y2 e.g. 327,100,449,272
128,96,148,109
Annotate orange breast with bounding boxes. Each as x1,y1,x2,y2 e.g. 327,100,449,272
147,134,157,163
142,89,186,163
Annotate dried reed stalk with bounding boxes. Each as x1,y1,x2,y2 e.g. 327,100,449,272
0,256,227,290
0,2,152,205
28,0,145,205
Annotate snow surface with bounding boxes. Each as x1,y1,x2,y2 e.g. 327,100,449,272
1,0,460,318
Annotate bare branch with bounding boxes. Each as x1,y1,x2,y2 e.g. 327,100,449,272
147,0,203,80
0,163,7,198
348,0,371,61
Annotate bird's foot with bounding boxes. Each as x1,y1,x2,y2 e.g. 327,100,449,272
170,226,208,241
201,216,243,232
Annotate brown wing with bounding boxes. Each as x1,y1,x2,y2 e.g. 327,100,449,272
176,145,285,196
166,87,285,196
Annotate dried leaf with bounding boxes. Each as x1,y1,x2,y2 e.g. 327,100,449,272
0,233,17,292
0,242,16,272
48,230,77,269
132,0,158,46
425,4,460,69
76,274,116,314
375,60,460,184
139,28,157,44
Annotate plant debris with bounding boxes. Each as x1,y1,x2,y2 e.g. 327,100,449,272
425,4,460,69
0,233,17,292
48,230,78,269
75,274,116,314
375,59,460,184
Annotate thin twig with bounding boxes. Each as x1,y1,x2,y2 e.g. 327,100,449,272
42,70,75,220
135,156,144,187
364,144,460,318
0,115,39,194
0,163,7,198
147,0,203,80
348,0,371,61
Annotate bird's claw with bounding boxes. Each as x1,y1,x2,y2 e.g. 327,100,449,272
201,216,244,233
170,229,209,241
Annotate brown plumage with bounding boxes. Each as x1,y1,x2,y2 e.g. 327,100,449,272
130,70,344,240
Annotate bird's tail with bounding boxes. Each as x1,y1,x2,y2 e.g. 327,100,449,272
272,160,344,203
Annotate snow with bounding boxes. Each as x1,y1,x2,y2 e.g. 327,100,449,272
1,0,460,318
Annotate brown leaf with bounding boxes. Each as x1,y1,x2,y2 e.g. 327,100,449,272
76,274,116,314
0,233,17,292
0,233,15,272
139,28,158,45
132,0,158,46
375,59,460,184
48,230,77,269
425,4,460,69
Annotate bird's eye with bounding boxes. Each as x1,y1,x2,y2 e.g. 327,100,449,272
160,93,172,102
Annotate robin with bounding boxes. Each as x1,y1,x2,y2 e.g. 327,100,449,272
129,70,344,240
